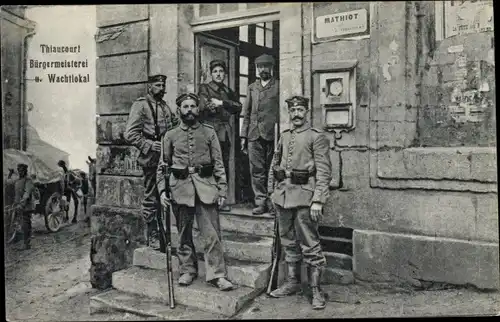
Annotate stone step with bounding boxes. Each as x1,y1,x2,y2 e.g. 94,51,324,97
112,266,262,317
171,227,274,263
325,251,353,271
133,247,276,289
219,208,274,237
90,289,224,320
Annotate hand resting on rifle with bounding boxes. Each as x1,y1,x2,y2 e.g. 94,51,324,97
160,191,172,208
151,141,162,152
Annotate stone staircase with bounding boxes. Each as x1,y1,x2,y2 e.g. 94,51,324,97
90,205,354,319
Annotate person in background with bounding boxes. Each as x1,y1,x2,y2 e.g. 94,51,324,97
13,163,36,250
240,54,279,215
124,74,180,249
198,59,242,212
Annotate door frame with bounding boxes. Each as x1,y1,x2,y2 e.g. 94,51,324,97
194,33,238,204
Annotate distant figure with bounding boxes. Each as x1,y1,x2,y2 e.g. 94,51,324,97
12,163,36,250
87,156,97,198
57,160,82,223
124,74,180,249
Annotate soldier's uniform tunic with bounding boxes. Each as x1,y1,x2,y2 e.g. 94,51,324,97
268,124,332,267
14,171,36,247
156,121,228,282
124,93,179,223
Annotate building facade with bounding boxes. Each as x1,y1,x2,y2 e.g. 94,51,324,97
91,2,498,290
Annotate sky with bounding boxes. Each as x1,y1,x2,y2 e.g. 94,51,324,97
25,5,97,170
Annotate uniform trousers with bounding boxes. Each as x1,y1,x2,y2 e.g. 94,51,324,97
142,166,160,224
21,210,33,245
248,137,274,206
275,204,326,268
174,194,227,282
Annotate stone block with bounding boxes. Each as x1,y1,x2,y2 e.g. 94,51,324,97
474,195,499,243
340,150,370,190
335,120,370,148
89,205,146,290
470,149,497,182
325,251,353,271
372,105,418,122
96,145,142,177
329,150,341,188
97,175,144,209
96,21,148,57
112,266,263,316
133,247,272,289
376,121,416,148
353,230,500,290
96,52,148,86
171,228,274,263
90,289,224,319
96,115,129,145
97,84,147,115
96,4,149,28
219,211,274,237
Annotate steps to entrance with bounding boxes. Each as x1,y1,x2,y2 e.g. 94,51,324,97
325,251,353,271
112,266,262,317
133,247,274,289
90,289,224,320
171,227,274,263
220,208,274,237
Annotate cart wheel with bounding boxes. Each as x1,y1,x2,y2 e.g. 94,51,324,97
44,192,65,233
5,208,21,244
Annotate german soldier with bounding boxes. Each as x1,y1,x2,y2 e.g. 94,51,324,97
240,54,279,215
198,59,242,211
157,93,235,291
124,74,180,248
14,163,36,250
267,95,332,310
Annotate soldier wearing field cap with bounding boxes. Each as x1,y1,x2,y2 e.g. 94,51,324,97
267,95,332,310
157,92,235,291
240,53,279,215
14,163,36,250
198,59,242,211
124,74,180,249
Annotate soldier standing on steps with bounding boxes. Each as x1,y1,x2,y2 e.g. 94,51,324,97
157,93,235,291
267,95,332,310
124,74,180,249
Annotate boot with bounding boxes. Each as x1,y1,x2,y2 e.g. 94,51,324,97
252,204,267,215
146,221,160,250
308,266,326,310
269,262,302,298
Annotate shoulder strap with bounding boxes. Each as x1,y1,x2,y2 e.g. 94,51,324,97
145,99,160,139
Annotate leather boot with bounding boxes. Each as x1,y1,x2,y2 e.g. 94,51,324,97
269,262,302,298
308,266,326,310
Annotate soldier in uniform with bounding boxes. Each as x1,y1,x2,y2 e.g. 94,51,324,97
13,163,36,250
124,74,180,248
267,96,332,310
157,93,235,291
198,59,242,211
240,54,279,215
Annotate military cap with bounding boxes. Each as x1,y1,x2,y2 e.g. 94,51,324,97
149,74,167,83
176,93,200,107
285,95,310,109
209,59,226,72
17,163,28,170
255,54,275,65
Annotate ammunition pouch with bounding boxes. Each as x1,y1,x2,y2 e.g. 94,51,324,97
273,167,315,185
171,164,214,179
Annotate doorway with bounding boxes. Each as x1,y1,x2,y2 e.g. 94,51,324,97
194,21,280,205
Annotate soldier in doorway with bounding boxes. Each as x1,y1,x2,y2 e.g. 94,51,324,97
198,59,242,211
267,96,332,310
157,93,235,291
240,54,279,215
13,163,36,250
124,74,180,249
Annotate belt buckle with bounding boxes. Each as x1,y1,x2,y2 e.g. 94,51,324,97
188,167,196,174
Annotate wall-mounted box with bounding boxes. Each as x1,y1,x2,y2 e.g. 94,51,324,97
313,60,358,134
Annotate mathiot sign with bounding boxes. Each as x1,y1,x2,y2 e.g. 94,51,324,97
316,9,368,39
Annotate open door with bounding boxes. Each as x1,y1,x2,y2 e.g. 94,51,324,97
194,33,238,205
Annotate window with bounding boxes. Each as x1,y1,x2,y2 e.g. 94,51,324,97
239,25,248,42
255,22,273,48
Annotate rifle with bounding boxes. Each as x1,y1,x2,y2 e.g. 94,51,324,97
266,209,281,295
158,165,175,309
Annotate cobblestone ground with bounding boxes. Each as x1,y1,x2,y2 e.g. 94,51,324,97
4,205,500,320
